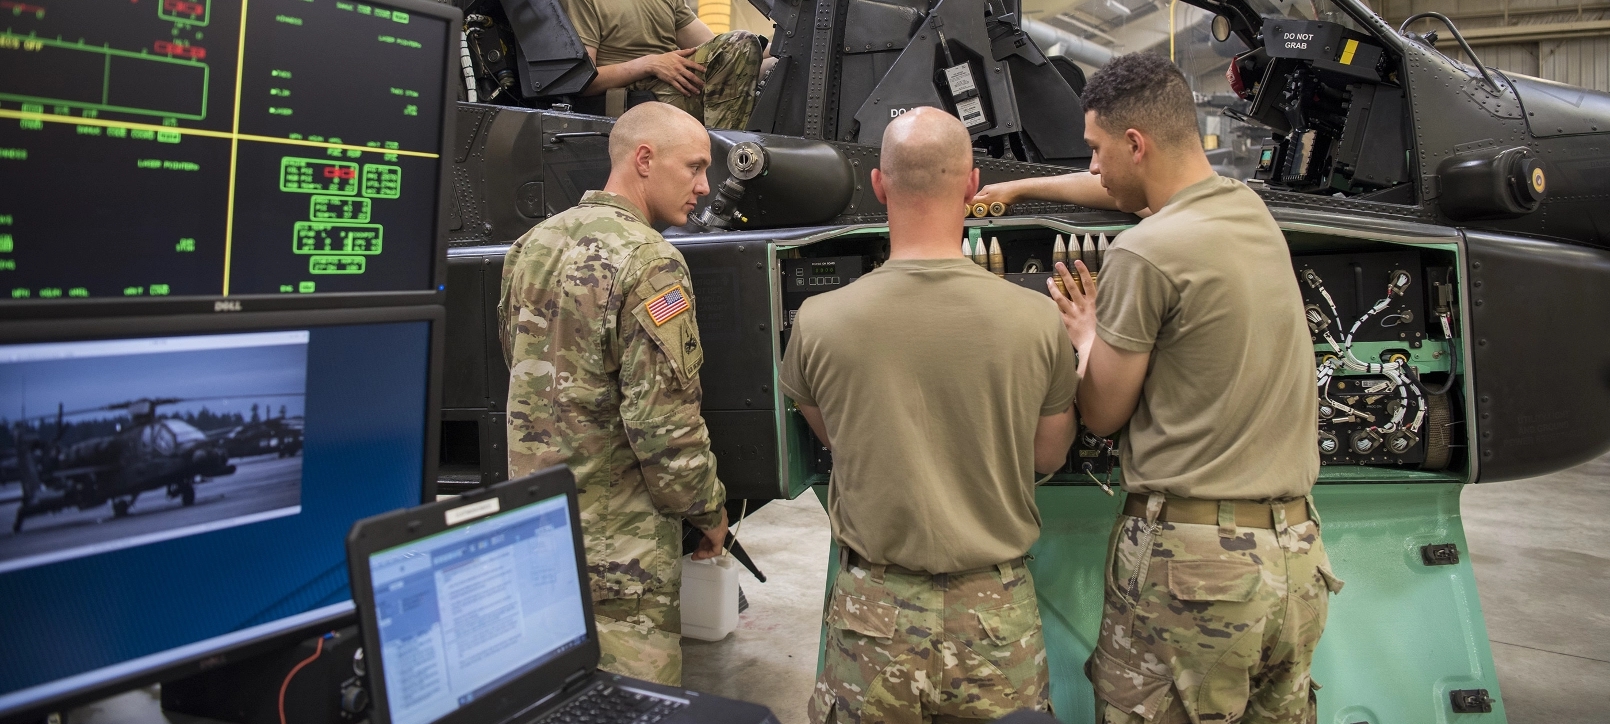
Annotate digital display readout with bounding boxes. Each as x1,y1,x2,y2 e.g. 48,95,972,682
0,0,448,301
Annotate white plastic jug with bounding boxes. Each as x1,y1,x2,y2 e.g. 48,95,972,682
680,553,740,641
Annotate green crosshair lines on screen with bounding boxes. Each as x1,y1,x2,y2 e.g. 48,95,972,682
279,156,403,276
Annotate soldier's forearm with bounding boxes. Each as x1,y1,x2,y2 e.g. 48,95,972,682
624,407,727,526
583,57,650,96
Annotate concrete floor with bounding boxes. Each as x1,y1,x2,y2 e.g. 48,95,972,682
683,493,832,724
685,456,1610,724
1463,455,1610,724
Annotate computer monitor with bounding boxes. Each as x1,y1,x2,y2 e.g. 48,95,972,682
0,0,458,311
0,306,443,717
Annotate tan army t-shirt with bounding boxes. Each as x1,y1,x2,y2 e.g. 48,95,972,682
1097,174,1318,500
780,258,1079,573
562,0,697,68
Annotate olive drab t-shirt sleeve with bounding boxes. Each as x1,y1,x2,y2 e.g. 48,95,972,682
1095,248,1181,354
777,314,816,408
671,0,696,29
615,249,726,531
1042,338,1080,416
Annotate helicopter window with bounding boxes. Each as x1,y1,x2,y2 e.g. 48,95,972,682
162,420,208,444
151,425,178,455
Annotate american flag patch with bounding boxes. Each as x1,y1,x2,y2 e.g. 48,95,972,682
645,284,690,326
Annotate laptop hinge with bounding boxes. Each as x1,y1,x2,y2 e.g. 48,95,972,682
562,669,592,694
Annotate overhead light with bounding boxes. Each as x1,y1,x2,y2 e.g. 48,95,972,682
1105,0,1133,15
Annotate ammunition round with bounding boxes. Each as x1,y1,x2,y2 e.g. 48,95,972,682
988,201,1005,216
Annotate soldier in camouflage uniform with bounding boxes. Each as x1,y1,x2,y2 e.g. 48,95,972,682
779,108,1082,724
499,102,728,686
1043,54,1343,723
563,0,764,130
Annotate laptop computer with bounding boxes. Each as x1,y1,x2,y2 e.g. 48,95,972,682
346,466,779,724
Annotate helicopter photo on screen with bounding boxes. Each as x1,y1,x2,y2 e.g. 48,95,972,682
0,331,308,573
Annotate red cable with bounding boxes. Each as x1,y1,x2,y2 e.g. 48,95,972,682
279,633,327,724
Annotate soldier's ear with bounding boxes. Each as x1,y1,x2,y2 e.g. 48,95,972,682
634,143,656,178
870,168,889,205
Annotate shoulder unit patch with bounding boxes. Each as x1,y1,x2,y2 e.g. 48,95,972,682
644,284,691,326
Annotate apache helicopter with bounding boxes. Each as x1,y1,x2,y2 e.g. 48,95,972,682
435,0,1610,720
3,395,293,533
210,417,305,460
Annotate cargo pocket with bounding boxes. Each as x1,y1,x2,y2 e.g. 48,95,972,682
977,603,1037,647
1165,560,1260,602
1090,648,1175,721
827,592,898,640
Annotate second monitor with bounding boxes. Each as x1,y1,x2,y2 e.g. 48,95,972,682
0,306,442,717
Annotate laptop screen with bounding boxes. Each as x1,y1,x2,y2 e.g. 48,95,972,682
367,493,590,724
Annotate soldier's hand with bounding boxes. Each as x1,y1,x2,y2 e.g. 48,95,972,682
971,182,1020,207
691,509,730,560
1049,260,1098,359
640,48,706,96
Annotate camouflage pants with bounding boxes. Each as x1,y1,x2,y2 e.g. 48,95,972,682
595,582,682,686
631,30,762,130
1090,493,1344,724
810,554,1050,724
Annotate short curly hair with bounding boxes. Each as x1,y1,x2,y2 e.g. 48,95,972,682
1081,53,1200,148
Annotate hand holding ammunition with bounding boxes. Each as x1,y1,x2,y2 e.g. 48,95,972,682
970,182,1020,207
1048,260,1098,359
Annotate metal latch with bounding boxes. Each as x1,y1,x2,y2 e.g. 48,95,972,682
1421,543,1460,566
1450,689,1493,713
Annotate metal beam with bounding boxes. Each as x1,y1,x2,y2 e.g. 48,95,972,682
1428,19,1610,45
1049,11,1124,44
1387,2,1610,25
1023,16,1117,65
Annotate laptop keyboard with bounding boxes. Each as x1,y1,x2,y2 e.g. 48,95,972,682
534,683,688,724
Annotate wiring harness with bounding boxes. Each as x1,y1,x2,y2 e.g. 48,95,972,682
1302,268,1428,455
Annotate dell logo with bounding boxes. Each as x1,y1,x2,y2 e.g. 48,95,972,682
214,300,242,312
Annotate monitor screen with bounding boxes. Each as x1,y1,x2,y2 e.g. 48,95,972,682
368,493,589,724
0,317,433,697
0,0,451,302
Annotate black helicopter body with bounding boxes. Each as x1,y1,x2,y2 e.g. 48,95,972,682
211,417,305,460
8,398,238,533
439,0,1610,490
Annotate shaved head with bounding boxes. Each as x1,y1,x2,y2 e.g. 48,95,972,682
609,102,707,167
604,102,712,227
878,107,974,198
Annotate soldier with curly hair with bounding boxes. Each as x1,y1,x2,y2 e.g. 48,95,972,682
1044,53,1343,724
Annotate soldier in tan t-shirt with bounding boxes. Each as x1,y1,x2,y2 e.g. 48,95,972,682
560,0,767,129
780,108,1078,724
1041,55,1342,724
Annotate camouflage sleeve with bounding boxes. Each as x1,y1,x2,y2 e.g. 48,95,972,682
497,241,523,368
615,250,726,530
